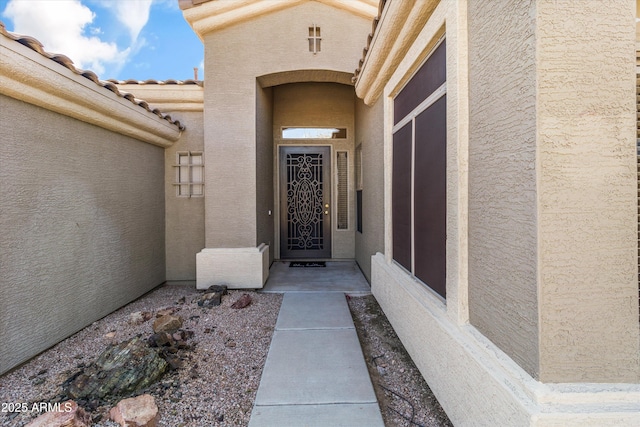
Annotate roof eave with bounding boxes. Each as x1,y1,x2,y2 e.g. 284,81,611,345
182,0,377,40
0,28,183,148
355,0,439,106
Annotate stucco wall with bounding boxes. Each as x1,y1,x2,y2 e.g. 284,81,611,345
355,97,384,281
0,95,166,374
256,84,274,264
113,83,205,282
536,0,639,383
202,1,371,249
164,110,205,280
273,82,356,259
467,0,540,378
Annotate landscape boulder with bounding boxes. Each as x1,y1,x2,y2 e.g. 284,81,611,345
25,400,90,427
196,285,227,307
155,307,179,317
231,293,252,309
109,394,159,427
64,337,168,400
152,315,183,334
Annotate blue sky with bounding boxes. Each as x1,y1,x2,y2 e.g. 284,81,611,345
0,0,203,81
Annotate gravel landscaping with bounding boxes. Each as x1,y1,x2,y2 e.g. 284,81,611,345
348,295,453,427
0,283,452,426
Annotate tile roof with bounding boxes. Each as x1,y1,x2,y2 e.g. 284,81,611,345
0,21,185,131
352,0,386,84
106,79,203,87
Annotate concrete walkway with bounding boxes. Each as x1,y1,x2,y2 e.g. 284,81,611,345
249,288,384,426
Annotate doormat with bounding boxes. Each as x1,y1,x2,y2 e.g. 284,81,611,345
289,261,326,268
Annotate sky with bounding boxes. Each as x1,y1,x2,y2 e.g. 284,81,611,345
0,0,204,81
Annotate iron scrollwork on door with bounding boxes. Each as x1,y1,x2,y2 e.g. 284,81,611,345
286,153,325,250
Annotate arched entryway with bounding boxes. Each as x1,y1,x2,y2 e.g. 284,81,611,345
257,71,357,261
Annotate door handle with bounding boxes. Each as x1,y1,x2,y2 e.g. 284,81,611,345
324,203,329,215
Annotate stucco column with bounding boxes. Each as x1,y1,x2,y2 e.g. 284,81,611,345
195,43,269,290
535,0,639,382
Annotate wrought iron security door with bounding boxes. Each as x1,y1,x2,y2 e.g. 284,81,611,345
280,146,331,259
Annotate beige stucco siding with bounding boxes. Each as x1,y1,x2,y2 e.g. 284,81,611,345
536,0,639,383
164,110,205,281
203,1,371,250
467,0,540,378
114,83,205,282
0,95,165,374
256,84,274,264
355,97,384,281
273,82,356,259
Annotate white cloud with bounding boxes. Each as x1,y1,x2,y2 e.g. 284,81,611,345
108,0,152,41
3,0,129,76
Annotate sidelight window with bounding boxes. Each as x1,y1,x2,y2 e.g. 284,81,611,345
336,151,348,230
355,144,363,233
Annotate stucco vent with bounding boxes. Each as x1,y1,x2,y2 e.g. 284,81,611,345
308,25,321,54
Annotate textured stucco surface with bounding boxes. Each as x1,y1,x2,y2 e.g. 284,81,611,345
354,97,384,282
115,83,205,281
202,1,370,250
272,82,356,260
0,95,166,374
372,255,532,426
164,110,205,281
366,0,639,422
372,254,640,426
256,84,274,265
535,0,639,383
467,0,540,379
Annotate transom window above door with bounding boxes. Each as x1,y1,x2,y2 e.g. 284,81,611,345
282,127,346,139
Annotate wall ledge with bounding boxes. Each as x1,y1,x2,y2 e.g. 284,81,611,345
114,84,204,112
371,253,640,426
0,31,183,148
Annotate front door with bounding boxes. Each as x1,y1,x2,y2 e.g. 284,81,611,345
279,146,331,259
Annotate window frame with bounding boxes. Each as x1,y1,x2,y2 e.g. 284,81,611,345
173,151,204,198
391,38,447,298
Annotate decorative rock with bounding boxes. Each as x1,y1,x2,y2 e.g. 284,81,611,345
231,293,252,309
155,307,179,318
64,337,168,400
109,394,159,427
25,400,90,427
160,351,182,370
152,315,183,333
197,285,228,307
129,311,152,325
104,332,116,339
147,332,174,348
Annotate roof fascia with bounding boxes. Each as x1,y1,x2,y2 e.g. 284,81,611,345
0,34,182,148
355,0,439,105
